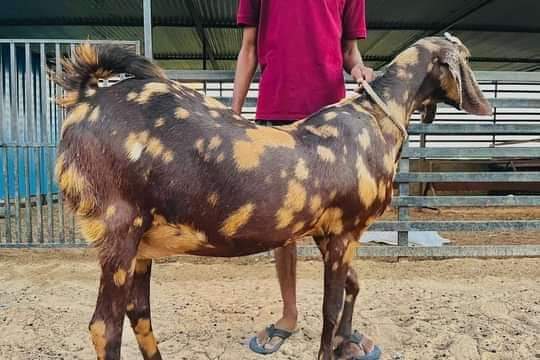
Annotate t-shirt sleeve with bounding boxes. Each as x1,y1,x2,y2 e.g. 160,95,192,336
343,0,367,39
237,0,259,27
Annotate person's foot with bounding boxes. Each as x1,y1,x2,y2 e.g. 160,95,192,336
249,316,297,354
334,332,381,360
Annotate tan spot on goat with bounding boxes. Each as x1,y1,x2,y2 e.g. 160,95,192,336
138,223,209,258
79,218,106,243
220,203,255,237
88,106,100,122
154,117,166,128
207,192,219,207
391,46,419,66
113,268,127,287
175,107,190,120
233,127,296,171
147,138,164,158
358,128,371,150
126,303,135,311
309,195,322,214
61,102,90,136
306,125,339,138
276,180,307,229
89,320,107,360
315,207,344,235
204,96,227,109
317,146,336,163
208,136,222,151
323,112,338,121
136,82,169,104
295,159,309,180
133,216,143,227
356,157,378,207
162,150,174,163
105,205,116,219
127,91,138,101
125,131,149,162
134,319,158,358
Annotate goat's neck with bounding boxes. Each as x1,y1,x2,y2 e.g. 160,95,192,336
355,57,430,156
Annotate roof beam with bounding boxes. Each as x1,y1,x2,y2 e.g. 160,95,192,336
183,0,218,70
3,18,540,34
155,53,540,64
376,0,495,69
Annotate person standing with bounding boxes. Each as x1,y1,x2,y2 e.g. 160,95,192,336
232,1,379,357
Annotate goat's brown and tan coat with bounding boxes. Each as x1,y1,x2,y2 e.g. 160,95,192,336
55,36,491,360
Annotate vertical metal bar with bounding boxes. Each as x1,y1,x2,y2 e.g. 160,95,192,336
397,141,410,247
492,81,498,146
39,44,54,243
2,146,11,243
46,145,54,243
143,0,153,59
23,146,32,243
55,44,65,243
24,44,33,143
10,43,18,142
203,35,207,70
39,43,47,144
34,145,43,243
13,145,21,243
68,44,76,243
0,45,4,143
24,43,34,244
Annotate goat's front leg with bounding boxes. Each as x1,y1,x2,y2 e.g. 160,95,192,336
87,204,147,360
315,234,351,360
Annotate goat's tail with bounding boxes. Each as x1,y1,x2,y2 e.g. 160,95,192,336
55,43,166,107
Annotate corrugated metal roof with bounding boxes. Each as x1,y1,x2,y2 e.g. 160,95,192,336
1,0,539,71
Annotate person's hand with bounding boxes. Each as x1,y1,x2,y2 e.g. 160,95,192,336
351,64,375,90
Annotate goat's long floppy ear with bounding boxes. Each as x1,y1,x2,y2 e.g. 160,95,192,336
439,49,492,116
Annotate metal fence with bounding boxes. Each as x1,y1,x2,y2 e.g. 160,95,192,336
1,45,539,257
0,39,140,247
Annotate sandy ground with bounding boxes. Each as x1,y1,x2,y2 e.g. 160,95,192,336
0,250,539,360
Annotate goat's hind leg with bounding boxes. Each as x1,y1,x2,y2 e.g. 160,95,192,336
126,259,162,360
87,202,147,360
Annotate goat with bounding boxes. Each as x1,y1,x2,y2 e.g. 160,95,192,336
54,35,491,360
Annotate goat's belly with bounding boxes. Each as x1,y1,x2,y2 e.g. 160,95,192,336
136,223,284,259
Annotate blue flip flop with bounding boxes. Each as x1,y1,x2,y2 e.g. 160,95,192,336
248,324,294,355
342,332,382,360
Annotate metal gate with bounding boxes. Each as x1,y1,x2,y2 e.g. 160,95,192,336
0,39,140,246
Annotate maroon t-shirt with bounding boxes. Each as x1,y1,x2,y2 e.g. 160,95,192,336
237,0,367,121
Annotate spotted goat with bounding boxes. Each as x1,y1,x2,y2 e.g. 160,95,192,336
54,35,491,360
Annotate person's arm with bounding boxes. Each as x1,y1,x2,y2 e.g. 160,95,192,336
342,39,374,84
232,27,258,115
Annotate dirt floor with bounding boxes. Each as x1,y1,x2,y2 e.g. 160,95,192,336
0,250,539,360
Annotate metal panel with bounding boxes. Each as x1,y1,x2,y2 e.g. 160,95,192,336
293,245,540,258
371,220,540,231
396,172,540,183
403,147,540,159
409,123,540,135
394,195,540,207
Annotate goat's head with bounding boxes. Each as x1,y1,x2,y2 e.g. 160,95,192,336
403,33,493,123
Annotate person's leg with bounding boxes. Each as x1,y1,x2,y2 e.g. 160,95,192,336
274,242,299,330
251,243,298,353
250,120,299,354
